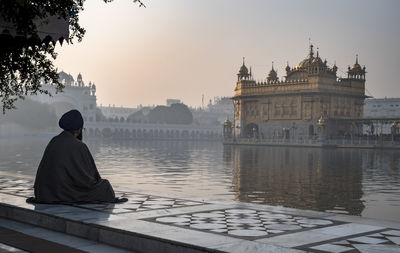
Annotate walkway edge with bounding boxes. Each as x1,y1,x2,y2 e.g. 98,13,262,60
0,202,222,253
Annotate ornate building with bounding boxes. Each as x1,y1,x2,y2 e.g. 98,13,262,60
31,72,97,122
233,45,367,139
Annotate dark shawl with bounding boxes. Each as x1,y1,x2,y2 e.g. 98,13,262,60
33,131,115,203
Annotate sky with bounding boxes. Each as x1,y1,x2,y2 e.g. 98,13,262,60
54,0,400,108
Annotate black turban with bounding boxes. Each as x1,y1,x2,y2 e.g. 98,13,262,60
59,110,84,131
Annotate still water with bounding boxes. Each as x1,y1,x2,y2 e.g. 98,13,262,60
1,136,400,221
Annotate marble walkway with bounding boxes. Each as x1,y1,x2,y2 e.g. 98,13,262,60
0,175,399,253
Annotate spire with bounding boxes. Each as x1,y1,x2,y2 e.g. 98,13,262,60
285,61,291,73
237,57,249,80
309,44,314,58
267,61,278,82
355,54,358,64
316,47,319,58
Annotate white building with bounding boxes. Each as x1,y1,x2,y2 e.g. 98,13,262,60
363,98,400,134
364,98,400,118
30,72,97,122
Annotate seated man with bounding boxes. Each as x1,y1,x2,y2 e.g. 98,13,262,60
29,110,126,204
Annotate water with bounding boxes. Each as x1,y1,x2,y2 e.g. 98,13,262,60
1,135,400,221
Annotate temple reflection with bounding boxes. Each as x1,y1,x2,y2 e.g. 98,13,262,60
227,145,365,215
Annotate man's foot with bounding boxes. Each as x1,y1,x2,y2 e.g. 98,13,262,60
114,197,128,203
26,197,37,203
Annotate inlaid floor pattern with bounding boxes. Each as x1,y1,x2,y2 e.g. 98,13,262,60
76,192,204,213
0,177,205,213
149,208,340,239
0,177,33,197
305,229,400,252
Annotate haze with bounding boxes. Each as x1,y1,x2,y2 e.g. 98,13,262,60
54,0,400,108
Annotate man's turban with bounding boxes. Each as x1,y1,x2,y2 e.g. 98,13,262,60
59,110,84,131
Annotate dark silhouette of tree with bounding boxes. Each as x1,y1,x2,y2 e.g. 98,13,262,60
127,110,146,123
95,108,107,122
0,0,144,113
147,103,193,124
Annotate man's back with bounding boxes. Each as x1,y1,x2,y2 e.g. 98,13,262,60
34,131,115,203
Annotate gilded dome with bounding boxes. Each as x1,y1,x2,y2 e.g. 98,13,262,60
296,58,312,69
352,62,362,72
350,55,363,72
312,56,324,65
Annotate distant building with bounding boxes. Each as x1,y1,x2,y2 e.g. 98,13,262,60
191,97,234,126
363,98,400,134
99,105,138,121
30,72,97,122
233,45,367,139
364,98,400,118
166,99,181,106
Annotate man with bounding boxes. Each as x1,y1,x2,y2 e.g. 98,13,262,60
29,109,126,204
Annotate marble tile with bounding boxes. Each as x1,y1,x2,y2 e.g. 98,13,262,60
387,236,400,245
383,230,400,237
352,243,400,253
213,240,304,253
256,231,337,247
313,223,384,237
228,229,268,237
348,235,389,244
310,243,354,253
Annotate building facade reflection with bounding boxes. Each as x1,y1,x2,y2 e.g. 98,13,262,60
227,145,365,215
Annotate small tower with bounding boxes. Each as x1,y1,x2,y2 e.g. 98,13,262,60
91,83,96,96
237,57,250,81
267,62,278,83
285,62,291,75
77,73,84,87
223,118,233,139
347,55,366,79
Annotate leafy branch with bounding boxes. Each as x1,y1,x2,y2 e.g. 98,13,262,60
0,0,144,113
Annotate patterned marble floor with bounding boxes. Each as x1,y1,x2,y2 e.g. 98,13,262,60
300,229,400,252
76,192,204,214
0,176,205,214
0,177,33,198
1,175,400,252
147,208,342,240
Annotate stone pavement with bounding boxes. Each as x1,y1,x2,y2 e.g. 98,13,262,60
0,175,399,252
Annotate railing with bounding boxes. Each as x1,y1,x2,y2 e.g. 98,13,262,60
223,137,400,148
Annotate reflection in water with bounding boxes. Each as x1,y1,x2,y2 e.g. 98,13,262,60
227,146,365,215
0,136,399,221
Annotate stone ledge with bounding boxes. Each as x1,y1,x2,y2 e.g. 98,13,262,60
0,202,223,253
1,187,399,253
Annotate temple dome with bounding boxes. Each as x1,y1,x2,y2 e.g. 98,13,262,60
238,64,249,76
296,58,312,69
312,56,324,65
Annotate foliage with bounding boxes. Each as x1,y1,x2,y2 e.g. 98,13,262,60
95,107,107,122
0,98,58,129
0,0,144,113
127,110,146,123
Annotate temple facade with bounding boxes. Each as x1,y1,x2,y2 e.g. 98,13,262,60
232,45,367,139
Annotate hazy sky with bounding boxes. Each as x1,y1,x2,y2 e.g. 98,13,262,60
54,0,400,108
